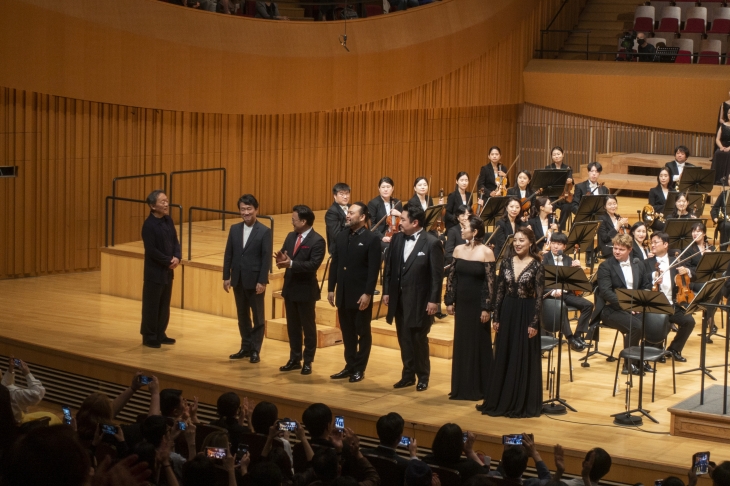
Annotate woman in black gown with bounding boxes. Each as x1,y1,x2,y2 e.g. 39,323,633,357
478,227,544,418
444,216,495,401
712,121,730,185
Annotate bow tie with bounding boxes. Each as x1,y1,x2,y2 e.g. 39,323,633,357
405,235,416,241
620,261,631,268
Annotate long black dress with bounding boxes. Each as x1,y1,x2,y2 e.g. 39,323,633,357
712,124,730,184
480,257,544,418
444,259,495,401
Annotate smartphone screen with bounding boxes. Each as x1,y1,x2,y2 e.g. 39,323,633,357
13,359,20,368
463,432,468,443
693,452,710,475
177,421,187,431
62,406,72,425
334,415,344,430
138,375,152,385
206,447,226,460
655,481,663,486
399,436,411,447
502,434,523,445
278,421,297,432
101,424,118,435
235,444,249,465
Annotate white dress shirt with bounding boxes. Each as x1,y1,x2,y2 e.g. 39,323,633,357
674,162,685,181
1,370,45,422
619,259,634,289
243,222,253,247
403,229,424,261
654,254,673,304
589,182,598,193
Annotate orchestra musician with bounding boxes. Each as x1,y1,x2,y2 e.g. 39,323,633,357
546,146,573,230
668,192,695,219
647,168,672,231
597,195,630,258
367,177,402,244
526,196,558,244
506,170,534,199
445,205,471,266
686,222,721,340
645,232,696,363
444,172,472,231
710,189,730,246
571,162,609,265
492,197,522,258
409,177,435,211
542,232,593,352
629,222,654,261
665,145,695,186
477,146,508,204
325,182,351,254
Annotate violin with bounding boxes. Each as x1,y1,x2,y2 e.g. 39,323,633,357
435,188,446,233
615,213,631,235
473,188,486,216
652,261,660,292
496,173,508,197
520,188,543,214
562,178,575,203
675,271,695,306
385,199,402,238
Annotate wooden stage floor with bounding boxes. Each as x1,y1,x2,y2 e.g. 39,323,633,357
1,270,729,484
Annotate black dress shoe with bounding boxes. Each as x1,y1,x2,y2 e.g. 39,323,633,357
349,371,364,382
373,289,380,295
279,360,301,372
301,363,312,375
330,369,351,379
669,349,687,362
160,337,176,345
435,312,447,319
143,340,161,349
249,351,260,363
568,336,586,352
475,402,486,411
416,382,428,392
621,364,642,376
393,379,416,389
643,362,655,373
575,335,587,347
230,349,250,360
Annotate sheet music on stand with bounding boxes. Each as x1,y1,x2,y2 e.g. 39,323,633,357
424,204,445,232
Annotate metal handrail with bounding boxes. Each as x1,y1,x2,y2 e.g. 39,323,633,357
111,173,167,247
540,29,591,60
187,207,275,273
169,168,227,231
104,196,183,249
535,48,720,60
545,0,573,32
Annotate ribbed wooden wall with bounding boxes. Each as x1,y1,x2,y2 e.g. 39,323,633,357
517,103,717,173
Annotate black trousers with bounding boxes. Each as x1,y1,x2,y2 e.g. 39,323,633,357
602,308,643,349
140,280,173,343
394,300,432,383
554,200,571,231
667,307,696,353
563,293,594,336
284,299,317,364
338,306,373,372
232,286,265,352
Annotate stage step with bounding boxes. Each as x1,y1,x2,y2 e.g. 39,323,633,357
371,318,455,359
265,318,343,348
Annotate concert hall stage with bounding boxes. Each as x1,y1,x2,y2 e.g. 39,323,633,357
1,206,729,485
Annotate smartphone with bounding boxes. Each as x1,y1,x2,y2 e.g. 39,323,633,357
463,432,468,443
100,424,118,435
138,375,152,385
334,415,344,430
502,434,523,446
13,359,21,368
206,447,227,460
655,481,663,486
235,444,249,465
693,451,710,475
277,420,297,432
62,406,72,426
177,421,187,431
399,436,411,447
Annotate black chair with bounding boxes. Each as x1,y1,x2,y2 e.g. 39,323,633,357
541,298,573,387
427,465,460,486
363,453,406,486
612,313,676,402
580,293,620,367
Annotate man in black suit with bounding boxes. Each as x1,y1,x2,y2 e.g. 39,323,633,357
274,205,326,375
596,233,652,375
383,203,444,391
327,202,382,383
361,412,416,469
665,145,695,189
223,194,272,364
571,161,609,265
140,190,181,348
325,182,351,254
646,232,696,362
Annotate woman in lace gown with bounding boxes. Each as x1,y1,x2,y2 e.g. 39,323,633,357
478,227,544,418
444,216,496,401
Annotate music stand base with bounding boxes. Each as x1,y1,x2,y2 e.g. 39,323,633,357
677,367,717,381
612,413,643,426
542,397,575,415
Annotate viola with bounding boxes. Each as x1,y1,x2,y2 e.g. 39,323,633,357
675,272,695,306
615,213,630,235
385,215,401,238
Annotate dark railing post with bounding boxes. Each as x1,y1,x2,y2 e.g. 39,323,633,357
169,167,227,231
586,32,590,60
111,173,167,247
103,195,182,249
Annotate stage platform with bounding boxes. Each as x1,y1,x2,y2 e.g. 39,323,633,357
1,269,730,485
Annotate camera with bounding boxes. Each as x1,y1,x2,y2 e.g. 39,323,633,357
177,421,187,431
617,31,637,61
13,359,21,368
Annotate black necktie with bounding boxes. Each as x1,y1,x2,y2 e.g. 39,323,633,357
405,235,416,241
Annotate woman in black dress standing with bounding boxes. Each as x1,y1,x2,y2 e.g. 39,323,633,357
445,216,495,401
712,121,730,185
648,168,671,231
478,227,544,418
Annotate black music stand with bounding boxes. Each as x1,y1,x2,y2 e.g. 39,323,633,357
495,236,514,269
678,167,716,193
479,197,509,227
611,289,674,426
424,205,445,232
662,191,680,217
681,276,730,403
664,219,708,250
532,169,569,198
573,195,610,224
542,265,593,415
656,46,679,63
566,221,601,254
685,192,708,217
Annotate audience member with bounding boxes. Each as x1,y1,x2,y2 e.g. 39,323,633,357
2,357,48,424
200,430,240,486
636,32,656,62
210,392,249,451
0,384,20,457
422,424,489,482
404,460,434,486
360,412,416,466
250,400,294,463
250,461,285,486
294,403,336,473
488,434,550,485
562,448,611,486
217,0,241,14
256,1,289,19
304,435,380,486
389,0,419,10
713,461,730,486
141,414,195,480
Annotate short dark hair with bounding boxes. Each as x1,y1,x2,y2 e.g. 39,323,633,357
267,445,294,480
141,415,169,448
216,392,240,420
488,146,501,156
501,446,529,479
691,221,707,234
146,190,165,208
551,146,564,155
455,205,471,218
379,177,395,187
376,412,404,446
456,171,469,181
133,441,157,475
651,231,669,244
333,183,351,195
182,454,217,486
630,221,647,237
402,203,426,229
675,145,690,158
302,403,332,438
249,461,285,486
238,194,259,210
431,423,463,464
251,401,279,435
293,205,315,226
159,389,183,417
657,167,670,186
662,477,686,486
604,194,617,206
587,448,612,481
351,202,370,222
587,161,603,173
311,447,339,481
551,232,568,245
467,216,486,242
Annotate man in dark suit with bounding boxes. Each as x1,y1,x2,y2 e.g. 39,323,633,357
571,161,609,265
327,202,382,383
646,232,696,362
274,205,326,375
223,194,272,364
665,145,695,189
361,412,415,469
325,182,351,254
140,190,181,348
383,203,444,391
596,233,652,375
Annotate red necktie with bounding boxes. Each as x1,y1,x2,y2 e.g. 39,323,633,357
293,234,303,254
